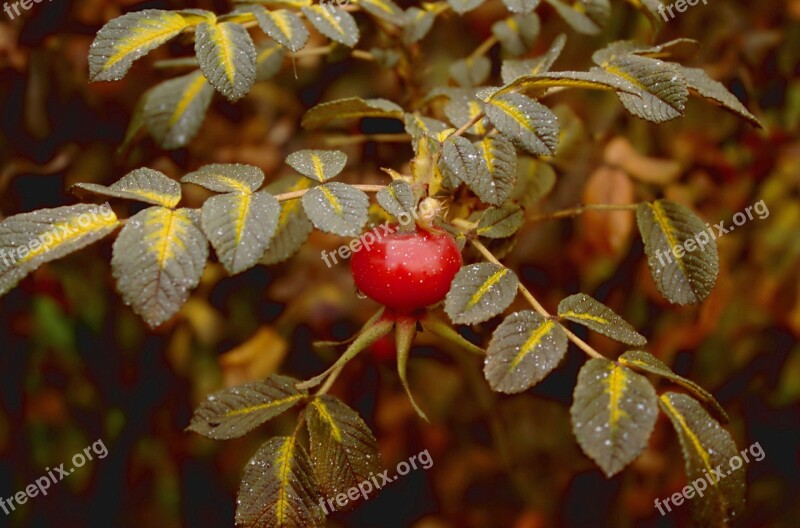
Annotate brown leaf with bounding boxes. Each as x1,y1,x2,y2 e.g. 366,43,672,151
219,326,288,387
580,166,635,255
604,137,682,185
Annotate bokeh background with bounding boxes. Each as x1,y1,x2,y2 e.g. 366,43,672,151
1,0,799,526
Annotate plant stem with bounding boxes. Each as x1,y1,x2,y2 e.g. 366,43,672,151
274,184,386,202
293,45,335,58
324,133,411,146
469,35,499,61
528,203,639,223
468,238,604,360
447,112,485,140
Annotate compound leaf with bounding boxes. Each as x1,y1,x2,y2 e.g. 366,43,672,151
144,70,214,150
195,20,257,101
557,293,647,346
0,204,119,298
111,207,208,328
571,358,659,477
484,92,560,156
72,168,181,208
636,200,719,305
286,150,347,182
485,310,567,393
445,262,519,325
301,182,369,237
187,375,305,439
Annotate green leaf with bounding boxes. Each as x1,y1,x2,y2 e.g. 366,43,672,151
302,5,359,48
449,56,491,88
441,136,492,201
252,7,309,52
201,191,281,275
658,392,745,526
445,262,519,324
357,0,404,22
680,66,762,128
261,177,314,265
89,9,190,82
255,41,285,80
447,0,486,14
477,204,524,239
404,113,449,153
484,310,567,393
306,395,382,498
395,318,429,421
181,163,265,193
302,97,403,129
0,204,119,298
594,50,688,123
143,70,215,149
236,436,325,528
301,182,369,237
619,351,729,422
512,157,556,208
376,180,416,218
484,92,560,156
557,294,647,346
571,358,659,477
195,20,257,102
503,0,540,14
545,0,609,35
501,33,566,84
186,375,305,439
492,13,540,56
474,136,517,205
111,207,208,328
72,168,182,208
286,149,347,182
496,70,641,99
636,199,719,305
403,7,436,44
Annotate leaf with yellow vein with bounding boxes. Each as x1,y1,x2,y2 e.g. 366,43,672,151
195,21,257,102
144,70,214,150
261,176,315,265
72,168,182,208
181,164,265,193
250,7,309,52
301,182,369,237
445,262,519,325
286,150,347,182
301,5,359,47
484,92,560,156
558,293,647,346
302,97,403,129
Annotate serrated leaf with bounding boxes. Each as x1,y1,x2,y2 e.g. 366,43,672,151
571,358,659,477
628,38,700,61
195,21,257,102
445,262,519,324
202,191,280,275
181,163,265,193
619,351,728,422
441,136,505,206
636,200,719,305
403,7,436,44
484,310,567,393
501,33,566,84
558,294,646,346
0,204,119,298
302,5,359,47
477,204,524,239
89,10,190,82
286,150,347,182
545,0,609,35
302,97,403,129
255,41,285,80
680,66,762,128
72,168,181,208
261,177,314,265
512,157,556,208
187,375,305,439
112,207,208,328
496,70,641,99
252,7,309,52
447,0,485,14
658,393,745,526
376,180,416,218
503,0,540,14
301,182,369,237
306,395,381,498
449,56,491,88
474,136,517,205
443,90,489,135
484,92,559,156
144,70,214,149
404,113,449,153
236,436,325,528
595,51,688,123
492,13,540,56
358,0,404,22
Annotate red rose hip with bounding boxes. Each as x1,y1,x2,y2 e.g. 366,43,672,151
351,227,462,313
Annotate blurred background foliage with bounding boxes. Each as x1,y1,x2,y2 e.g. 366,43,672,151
0,0,799,526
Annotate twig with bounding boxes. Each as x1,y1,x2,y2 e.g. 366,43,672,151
446,112,485,140
274,184,386,202
527,203,639,223
323,133,411,146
